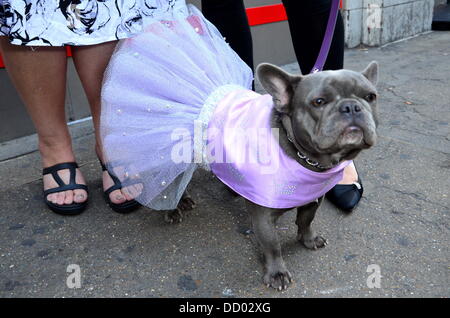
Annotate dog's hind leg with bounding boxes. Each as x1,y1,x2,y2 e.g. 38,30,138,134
177,190,196,211
296,196,327,249
164,190,196,224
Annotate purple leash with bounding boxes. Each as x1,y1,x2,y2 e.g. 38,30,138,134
310,0,341,74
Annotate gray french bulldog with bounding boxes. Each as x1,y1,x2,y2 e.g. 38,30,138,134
248,61,379,290
169,61,379,290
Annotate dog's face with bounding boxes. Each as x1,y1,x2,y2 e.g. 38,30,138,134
257,62,379,162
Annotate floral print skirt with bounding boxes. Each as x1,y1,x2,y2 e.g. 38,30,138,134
0,0,181,46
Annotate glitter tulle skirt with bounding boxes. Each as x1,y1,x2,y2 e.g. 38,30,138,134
100,2,253,210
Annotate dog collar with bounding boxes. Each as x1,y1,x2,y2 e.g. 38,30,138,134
294,148,335,170
289,138,336,170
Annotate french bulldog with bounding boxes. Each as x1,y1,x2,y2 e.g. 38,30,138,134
247,61,379,290
168,61,379,290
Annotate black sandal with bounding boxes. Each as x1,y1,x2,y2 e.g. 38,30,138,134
100,161,141,214
43,162,88,216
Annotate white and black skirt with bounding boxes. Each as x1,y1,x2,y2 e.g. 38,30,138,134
0,0,181,46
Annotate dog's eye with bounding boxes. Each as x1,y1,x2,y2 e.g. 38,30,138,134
312,98,326,107
365,93,377,102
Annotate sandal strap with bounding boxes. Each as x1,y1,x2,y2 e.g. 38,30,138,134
44,184,88,196
104,183,123,197
43,162,79,175
99,159,121,183
43,162,79,186
42,162,87,195
99,161,108,172
99,159,124,195
99,159,141,196
105,177,143,196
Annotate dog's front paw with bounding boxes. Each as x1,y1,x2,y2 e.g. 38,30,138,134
299,234,328,250
263,268,292,291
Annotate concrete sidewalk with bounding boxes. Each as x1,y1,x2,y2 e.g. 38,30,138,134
0,31,449,298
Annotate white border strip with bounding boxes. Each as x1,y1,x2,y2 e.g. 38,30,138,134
67,116,92,126
380,31,433,48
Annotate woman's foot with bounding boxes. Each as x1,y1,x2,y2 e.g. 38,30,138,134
96,146,143,210
43,161,88,215
41,142,88,208
43,165,88,206
101,164,143,205
338,162,359,185
326,162,363,212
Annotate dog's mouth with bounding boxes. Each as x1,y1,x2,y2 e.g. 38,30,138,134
309,124,370,153
340,125,364,145
338,122,377,149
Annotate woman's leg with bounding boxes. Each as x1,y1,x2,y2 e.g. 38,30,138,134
201,0,254,71
70,41,141,204
282,0,344,74
0,38,87,206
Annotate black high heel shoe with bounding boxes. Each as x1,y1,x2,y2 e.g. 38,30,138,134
326,177,363,213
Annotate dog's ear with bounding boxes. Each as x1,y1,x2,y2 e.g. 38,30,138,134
257,63,302,114
361,61,378,86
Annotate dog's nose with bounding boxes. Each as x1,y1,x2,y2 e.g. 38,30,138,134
339,102,362,115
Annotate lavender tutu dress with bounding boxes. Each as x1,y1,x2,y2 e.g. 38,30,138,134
101,1,350,211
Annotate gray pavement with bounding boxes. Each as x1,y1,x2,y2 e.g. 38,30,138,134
0,31,449,298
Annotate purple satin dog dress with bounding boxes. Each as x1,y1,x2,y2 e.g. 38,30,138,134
207,88,351,209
